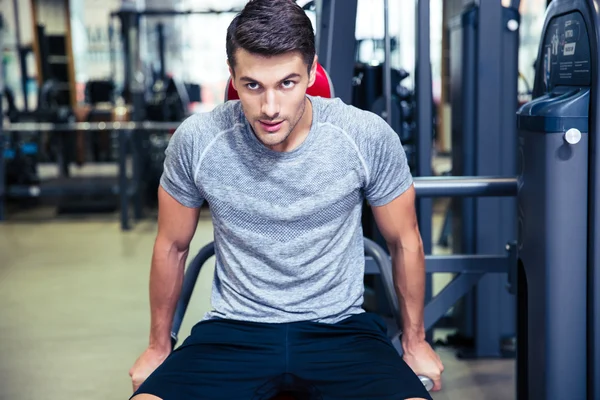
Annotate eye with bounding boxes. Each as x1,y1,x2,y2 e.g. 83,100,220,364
281,80,296,89
246,82,260,90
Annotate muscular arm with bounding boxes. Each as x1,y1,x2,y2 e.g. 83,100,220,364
370,185,426,351
148,186,200,352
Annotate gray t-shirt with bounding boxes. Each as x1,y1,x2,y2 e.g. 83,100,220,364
161,95,413,324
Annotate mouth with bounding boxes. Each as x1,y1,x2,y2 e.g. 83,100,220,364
259,120,284,133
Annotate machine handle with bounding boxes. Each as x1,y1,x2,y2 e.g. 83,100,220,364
419,376,434,391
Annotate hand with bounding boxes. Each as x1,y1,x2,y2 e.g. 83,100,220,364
129,346,171,392
402,340,444,392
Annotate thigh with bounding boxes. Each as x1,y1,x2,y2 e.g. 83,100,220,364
132,319,286,400
291,313,432,400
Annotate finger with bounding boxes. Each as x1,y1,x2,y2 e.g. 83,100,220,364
432,377,443,392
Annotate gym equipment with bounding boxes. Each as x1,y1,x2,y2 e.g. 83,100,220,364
515,0,599,398
443,0,520,358
2,87,39,187
1,121,149,230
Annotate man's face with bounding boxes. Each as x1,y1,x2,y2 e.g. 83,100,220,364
229,49,317,151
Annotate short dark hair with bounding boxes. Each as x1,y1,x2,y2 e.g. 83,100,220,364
226,0,316,74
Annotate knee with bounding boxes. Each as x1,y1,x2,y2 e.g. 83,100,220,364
130,395,163,400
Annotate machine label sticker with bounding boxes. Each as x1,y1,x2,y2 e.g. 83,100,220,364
541,11,591,90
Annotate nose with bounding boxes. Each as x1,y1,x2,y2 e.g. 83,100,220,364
261,90,280,119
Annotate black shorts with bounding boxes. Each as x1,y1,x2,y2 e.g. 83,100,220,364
131,312,432,400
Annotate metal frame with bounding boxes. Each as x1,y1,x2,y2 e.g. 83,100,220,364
0,14,5,221
446,0,520,358
415,0,435,342
170,176,518,347
1,123,145,230
170,234,517,361
316,0,358,104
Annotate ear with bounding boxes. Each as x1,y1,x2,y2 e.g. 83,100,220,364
227,60,237,90
307,55,318,88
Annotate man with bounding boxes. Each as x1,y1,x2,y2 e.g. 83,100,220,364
129,0,444,399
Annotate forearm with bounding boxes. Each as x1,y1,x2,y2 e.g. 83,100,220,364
148,238,189,352
389,237,426,351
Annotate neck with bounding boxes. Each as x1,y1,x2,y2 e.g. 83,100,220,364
289,96,313,149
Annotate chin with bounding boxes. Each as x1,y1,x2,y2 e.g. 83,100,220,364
254,125,290,146
257,133,288,148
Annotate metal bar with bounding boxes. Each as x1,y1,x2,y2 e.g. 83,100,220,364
364,237,402,331
449,4,478,341
6,181,121,197
118,131,130,230
424,273,485,332
128,12,146,122
415,0,434,343
111,9,241,18
414,176,518,197
132,135,143,220
497,2,520,353
109,20,115,89
157,23,166,80
383,0,392,126
119,10,132,104
0,14,5,221
4,121,182,132
171,241,216,348
364,254,510,275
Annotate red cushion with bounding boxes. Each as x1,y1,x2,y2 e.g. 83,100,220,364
225,63,334,101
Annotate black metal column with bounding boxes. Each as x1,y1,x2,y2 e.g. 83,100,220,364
122,9,145,223
450,6,478,339
316,0,357,103
498,2,520,351
415,0,434,339
0,14,5,221
465,0,518,359
118,130,130,231
157,23,166,80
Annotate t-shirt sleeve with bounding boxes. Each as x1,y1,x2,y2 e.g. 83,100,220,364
363,114,414,206
159,120,205,208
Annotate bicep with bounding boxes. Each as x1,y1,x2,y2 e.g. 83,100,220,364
370,184,421,249
156,186,200,250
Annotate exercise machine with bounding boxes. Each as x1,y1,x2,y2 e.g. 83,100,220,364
516,0,599,397
437,0,521,358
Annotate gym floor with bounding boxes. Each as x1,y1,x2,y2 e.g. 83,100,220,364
0,193,514,400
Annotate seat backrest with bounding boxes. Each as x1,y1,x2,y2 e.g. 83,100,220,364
224,62,335,101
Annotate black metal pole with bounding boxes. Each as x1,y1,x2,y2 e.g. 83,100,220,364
157,23,166,80
415,0,434,340
118,130,129,231
120,11,132,103
127,11,145,221
383,0,392,126
0,14,5,221
109,18,115,93
414,176,518,198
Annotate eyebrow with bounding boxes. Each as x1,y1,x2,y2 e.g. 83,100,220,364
239,73,302,84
